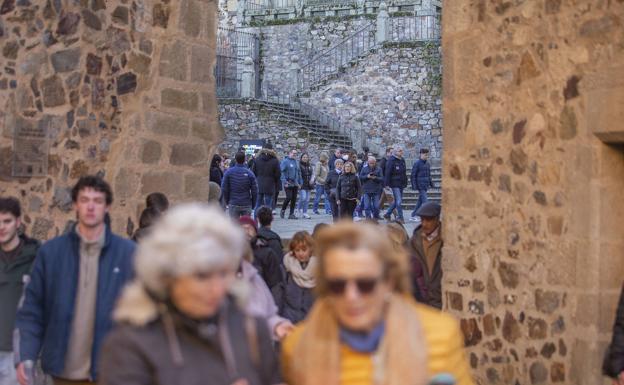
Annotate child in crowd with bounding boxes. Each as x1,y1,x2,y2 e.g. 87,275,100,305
274,231,317,324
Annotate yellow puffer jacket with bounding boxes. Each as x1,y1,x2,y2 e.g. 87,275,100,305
282,304,474,385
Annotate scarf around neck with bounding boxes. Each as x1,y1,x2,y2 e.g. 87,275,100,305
422,224,441,242
283,252,317,288
339,322,386,353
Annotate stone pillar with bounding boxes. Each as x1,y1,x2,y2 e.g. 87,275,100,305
290,55,300,96
241,57,255,99
376,2,389,45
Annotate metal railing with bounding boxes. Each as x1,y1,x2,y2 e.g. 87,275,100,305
305,0,357,6
244,0,297,11
298,22,376,92
244,0,422,11
388,14,440,42
216,28,260,98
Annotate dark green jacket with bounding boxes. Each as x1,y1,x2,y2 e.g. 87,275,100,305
0,235,39,351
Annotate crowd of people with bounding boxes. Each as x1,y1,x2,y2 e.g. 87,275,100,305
1,172,469,385
209,144,436,224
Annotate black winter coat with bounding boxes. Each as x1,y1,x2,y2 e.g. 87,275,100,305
604,285,624,378
384,156,408,188
252,150,281,195
325,170,341,197
99,298,280,385
299,162,313,191
251,238,282,291
209,166,223,186
273,266,315,324
336,173,362,201
257,227,284,261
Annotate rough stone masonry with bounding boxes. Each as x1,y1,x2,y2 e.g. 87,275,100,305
442,1,624,384
0,0,221,238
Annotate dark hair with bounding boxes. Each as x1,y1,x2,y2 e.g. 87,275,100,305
71,175,113,205
386,147,393,155
146,192,169,212
211,154,222,169
312,223,329,238
420,148,430,154
0,197,21,218
235,151,246,164
139,206,161,229
264,143,273,150
257,206,273,227
299,152,309,163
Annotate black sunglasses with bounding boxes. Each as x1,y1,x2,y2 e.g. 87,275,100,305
326,277,380,296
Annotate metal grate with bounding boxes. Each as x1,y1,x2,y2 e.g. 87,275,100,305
216,28,260,98
388,15,440,42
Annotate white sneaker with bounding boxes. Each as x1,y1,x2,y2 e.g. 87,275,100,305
303,214,311,219
354,216,363,222
409,216,421,222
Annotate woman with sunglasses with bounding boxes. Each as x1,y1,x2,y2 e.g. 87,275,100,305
281,222,474,385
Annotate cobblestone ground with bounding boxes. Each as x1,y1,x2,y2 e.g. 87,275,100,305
271,212,419,240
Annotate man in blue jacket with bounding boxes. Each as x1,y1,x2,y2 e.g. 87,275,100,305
383,147,408,223
280,149,302,220
221,151,259,219
359,156,384,219
15,176,135,385
410,148,434,221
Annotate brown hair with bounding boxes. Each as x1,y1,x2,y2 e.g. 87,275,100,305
289,231,314,253
314,222,411,297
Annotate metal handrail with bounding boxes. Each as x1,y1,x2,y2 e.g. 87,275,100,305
244,0,421,11
388,14,440,41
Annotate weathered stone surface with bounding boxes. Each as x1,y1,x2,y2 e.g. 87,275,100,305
483,314,496,336
3,40,18,59
536,289,561,314
551,362,565,382
559,105,577,140
502,312,521,343
141,140,162,164
41,75,66,107
86,53,102,76
170,143,206,166
56,12,80,35
148,111,190,137
191,45,212,83
141,171,184,196
528,318,548,339
112,6,129,25
128,53,151,75
564,75,580,100
32,217,54,240
81,9,102,30
510,148,528,175
180,0,201,37
512,119,526,144
159,41,187,81
0,0,15,15
460,318,482,347
541,342,556,359
153,3,170,28
51,48,81,73
447,292,463,311
533,191,547,205
516,51,541,85
52,186,72,212
161,89,198,111
70,160,89,178
117,72,137,95
498,262,520,288
184,174,209,198
530,361,548,384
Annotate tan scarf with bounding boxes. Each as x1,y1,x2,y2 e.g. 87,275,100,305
283,252,317,289
290,295,428,385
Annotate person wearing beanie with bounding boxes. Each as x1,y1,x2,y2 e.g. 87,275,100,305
239,216,282,292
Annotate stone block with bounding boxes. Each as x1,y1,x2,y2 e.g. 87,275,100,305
192,119,222,141
81,9,102,30
51,48,81,73
112,6,129,25
535,289,561,314
161,89,198,111
159,40,187,81
170,143,206,166
140,140,162,164
117,72,137,95
459,318,482,347
115,168,139,200
180,0,202,38
86,53,103,76
147,111,190,137
141,171,184,197
191,45,212,83
128,53,152,75
32,217,54,240
41,75,66,107
587,86,624,143
184,173,209,199
529,361,548,384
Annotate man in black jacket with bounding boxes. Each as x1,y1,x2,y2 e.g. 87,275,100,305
383,147,407,223
239,216,282,291
256,206,284,261
325,159,344,223
252,144,281,213
0,197,39,385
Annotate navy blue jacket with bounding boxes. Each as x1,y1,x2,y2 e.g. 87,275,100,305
14,226,135,380
411,158,433,190
359,164,384,194
384,156,407,188
221,164,258,207
273,266,315,324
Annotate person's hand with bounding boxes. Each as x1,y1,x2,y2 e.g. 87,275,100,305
16,363,28,385
275,321,294,340
614,372,624,385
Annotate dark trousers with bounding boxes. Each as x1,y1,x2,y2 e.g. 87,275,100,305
330,193,340,222
282,186,298,215
412,188,429,217
340,199,357,220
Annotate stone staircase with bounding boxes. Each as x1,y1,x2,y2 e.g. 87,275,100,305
255,99,354,149
275,166,442,211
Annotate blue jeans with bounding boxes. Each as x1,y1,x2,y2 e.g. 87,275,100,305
385,187,404,220
229,205,252,219
297,189,311,214
313,184,331,214
362,193,381,219
411,188,429,217
256,193,274,210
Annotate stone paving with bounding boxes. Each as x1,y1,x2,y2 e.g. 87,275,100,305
271,211,420,239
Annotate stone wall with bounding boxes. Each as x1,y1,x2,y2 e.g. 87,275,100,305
0,0,220,239
442,1,624,384
303,43,442,160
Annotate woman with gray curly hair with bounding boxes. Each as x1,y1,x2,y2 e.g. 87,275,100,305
99,204,281,385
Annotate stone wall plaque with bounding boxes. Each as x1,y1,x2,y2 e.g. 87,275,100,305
12,118,49,177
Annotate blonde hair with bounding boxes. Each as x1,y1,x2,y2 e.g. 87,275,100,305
314,222,411,296
319,151,329,162
343,161,356,174
289,231,314,253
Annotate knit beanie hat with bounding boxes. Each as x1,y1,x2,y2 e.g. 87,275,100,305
238,216,258,232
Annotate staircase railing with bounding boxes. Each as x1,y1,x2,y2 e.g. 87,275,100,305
388,14,440,41
298,22,377,93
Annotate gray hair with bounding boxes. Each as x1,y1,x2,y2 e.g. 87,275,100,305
334,159,344,167
393,146,403,155
367,156,377,163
